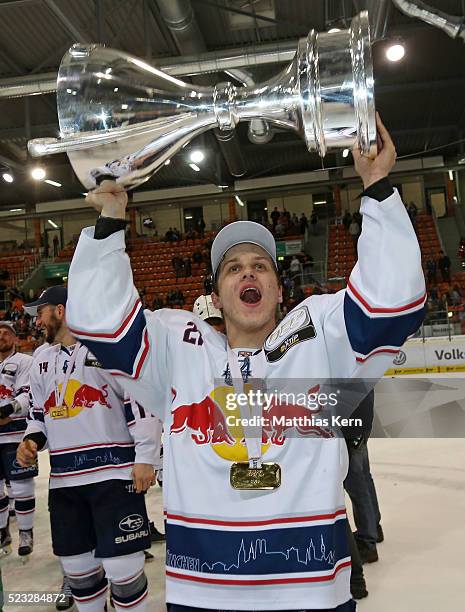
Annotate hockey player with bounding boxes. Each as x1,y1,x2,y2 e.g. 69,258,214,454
0,321,35,560
66,116,426,611
17,286,159,611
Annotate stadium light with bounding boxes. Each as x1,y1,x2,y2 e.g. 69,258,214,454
47,219,58,229
190,150,205,164
31,167,46,181
45,179,62,187
342,149,350,158
2,172,13,183
328,28,341,33
386,43,405,62
235,195,245,207
189,163,200,172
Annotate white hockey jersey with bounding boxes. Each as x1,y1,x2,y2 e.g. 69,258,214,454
0,351,33,444
67,189,426,610
25,343,160,489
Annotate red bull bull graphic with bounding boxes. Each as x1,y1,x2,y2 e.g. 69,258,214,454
43,382,112,418
170,384,334,463
0,384,13,400
71,383,111,409
170,395,235,446
44,391,57,415
261,398,333,446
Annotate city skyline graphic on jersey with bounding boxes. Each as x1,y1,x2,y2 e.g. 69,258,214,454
167,533,337,574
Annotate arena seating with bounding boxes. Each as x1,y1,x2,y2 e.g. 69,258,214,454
57,234,213,310
0,249,39,287
327,211,443,282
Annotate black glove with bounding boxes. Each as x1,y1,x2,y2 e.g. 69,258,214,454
347,435,366,450
0,403,14,419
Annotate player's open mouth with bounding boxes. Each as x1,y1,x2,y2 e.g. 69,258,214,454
240,287,262,304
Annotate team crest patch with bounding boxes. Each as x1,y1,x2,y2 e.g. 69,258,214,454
84,350,103,368
264,305,316,362
1,363,18,377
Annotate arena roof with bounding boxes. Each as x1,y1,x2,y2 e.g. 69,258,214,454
0,0,463,209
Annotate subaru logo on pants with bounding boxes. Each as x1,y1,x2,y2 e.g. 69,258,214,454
119,514,144,532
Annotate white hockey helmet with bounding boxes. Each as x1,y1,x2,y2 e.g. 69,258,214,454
193,294,223,322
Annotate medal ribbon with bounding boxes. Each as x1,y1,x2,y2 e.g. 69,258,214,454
55,342,81,408
227,346,265,469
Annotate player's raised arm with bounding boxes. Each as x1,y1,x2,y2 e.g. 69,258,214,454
67,181,150,379
318,115,426,377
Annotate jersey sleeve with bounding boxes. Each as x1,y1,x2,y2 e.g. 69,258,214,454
67,226,169,419
315,188,426,379
24,361,48,443
13,355,33,416
123,396,162,465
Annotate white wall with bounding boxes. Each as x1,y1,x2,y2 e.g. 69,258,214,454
267,193,313,216
401,179,424,209
201,201,223,230
62,211,98,244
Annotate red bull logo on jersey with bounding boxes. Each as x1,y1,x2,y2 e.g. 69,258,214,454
0,384,13,400
170,383,333,463
43,381,112,418
170,395,236,446
71,384,110,409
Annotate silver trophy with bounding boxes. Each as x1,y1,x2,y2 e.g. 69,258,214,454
28,11,376,191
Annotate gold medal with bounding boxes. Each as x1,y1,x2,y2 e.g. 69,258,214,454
50,405,68,419
230,462,281,490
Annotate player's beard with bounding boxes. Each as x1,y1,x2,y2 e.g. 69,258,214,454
44,312,62,344
0,338,14,355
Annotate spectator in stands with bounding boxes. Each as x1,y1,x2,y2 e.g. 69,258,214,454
165,228,174,242
275,219,285,238
173,290,185,307
458,237,465,267
172,228,181,242
193,249,203,265
289,255,302,278
53,235,59,257
288,279,305,309
280,270,292,295
166,290,176,306
183,256,192,278
186,229,196,245
152,296,165,310
291,213,299,228
203,274,213,295
349,217,361,247
196,218,206,238
429,286,439,301
279,304,289,320
270,207,280,229
299,213,308,235
407,201,418,225
426,258,437,284
342,210,352,231
438,250,451,282
302,253,314,273
310,210,318,236
172,256,183,281
451,285,462,305
139,288,148,309
11,292,25,313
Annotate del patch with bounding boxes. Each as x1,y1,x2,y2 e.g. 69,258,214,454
84,350,104,369
264,305,316,362
1,363,18,378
